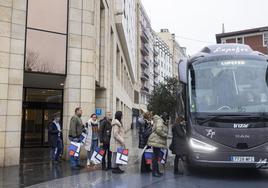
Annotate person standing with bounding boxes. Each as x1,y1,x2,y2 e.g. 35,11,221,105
147,112,169,177
69,107,85,170
110,111,126,174
48,112,63,163
85,113,99,167
138,112,153,173
170,116,187,175
99,112,113,170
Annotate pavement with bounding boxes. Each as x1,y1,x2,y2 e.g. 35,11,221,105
2,128,268,188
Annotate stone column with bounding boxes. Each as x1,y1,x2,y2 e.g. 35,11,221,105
63,0,96,159
0,0,26,167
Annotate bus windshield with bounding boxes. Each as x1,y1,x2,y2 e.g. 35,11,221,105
189,58,268,113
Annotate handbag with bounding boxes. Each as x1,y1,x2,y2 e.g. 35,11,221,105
68,142,81,157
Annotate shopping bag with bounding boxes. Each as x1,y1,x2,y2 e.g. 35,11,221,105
90,147,105,164
144,147,168,164
68,142,81,157
79,133,87,144
116,148,129,165
144,147,153,164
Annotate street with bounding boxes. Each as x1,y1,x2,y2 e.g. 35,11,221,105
25,163,268,188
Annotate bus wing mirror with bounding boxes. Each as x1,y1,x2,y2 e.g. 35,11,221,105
179,58,187,84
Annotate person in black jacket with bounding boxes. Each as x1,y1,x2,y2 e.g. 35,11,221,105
99,112,113,170
48,112,63,163
138,112,153,173
170,116,187,174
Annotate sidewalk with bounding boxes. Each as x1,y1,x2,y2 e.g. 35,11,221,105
0,128,143,188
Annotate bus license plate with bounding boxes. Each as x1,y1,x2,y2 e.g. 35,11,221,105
231,156,255,163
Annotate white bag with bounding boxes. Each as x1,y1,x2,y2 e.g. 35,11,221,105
90,147,105,164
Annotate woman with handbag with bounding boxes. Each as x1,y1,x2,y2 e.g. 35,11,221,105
170,116,187,175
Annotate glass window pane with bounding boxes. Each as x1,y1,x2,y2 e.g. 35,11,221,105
26,88,63,103
27,0,68,34
25,29,66,74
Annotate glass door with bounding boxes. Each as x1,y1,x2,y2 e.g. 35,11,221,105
23,109,43,147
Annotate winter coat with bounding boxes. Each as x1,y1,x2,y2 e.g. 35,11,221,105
110,119,125,152
99,117,112,144
169,122,187,155
138,119,152,149
84,119,99,151
69,115,83,138
147,115,168,149
48,121,62,148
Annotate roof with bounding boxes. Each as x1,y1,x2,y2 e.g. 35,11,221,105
216,26,268,43
189,44,266,63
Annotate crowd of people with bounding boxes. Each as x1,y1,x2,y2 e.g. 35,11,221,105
47,107,188,177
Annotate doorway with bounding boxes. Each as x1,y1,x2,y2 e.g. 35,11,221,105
21,88,63,148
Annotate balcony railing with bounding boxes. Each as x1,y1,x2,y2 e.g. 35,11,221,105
140,43,150,56
141,86,150,93
141,72,149,81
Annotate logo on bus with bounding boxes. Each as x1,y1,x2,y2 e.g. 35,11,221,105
233,124,249,129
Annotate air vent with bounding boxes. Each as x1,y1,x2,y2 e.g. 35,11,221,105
236,143,248,149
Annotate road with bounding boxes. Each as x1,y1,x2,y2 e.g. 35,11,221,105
27,164,268,188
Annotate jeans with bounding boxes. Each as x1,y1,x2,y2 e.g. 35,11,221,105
141,152,151,172
102,143,112,168
51,137,63,161
88,139,98,160
152,147,161,174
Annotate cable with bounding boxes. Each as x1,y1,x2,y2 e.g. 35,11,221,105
174,35,215,44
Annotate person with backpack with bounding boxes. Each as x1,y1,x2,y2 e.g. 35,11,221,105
169,116,187,175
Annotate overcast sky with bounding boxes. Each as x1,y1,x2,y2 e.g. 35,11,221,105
141,0,268,55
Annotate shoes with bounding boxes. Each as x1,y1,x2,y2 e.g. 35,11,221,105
157,171,163,176
112,167,124,174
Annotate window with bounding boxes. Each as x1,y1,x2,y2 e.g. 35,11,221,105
25,30,66,74
25,0,68,75
263,33,268,47
236,37,244,44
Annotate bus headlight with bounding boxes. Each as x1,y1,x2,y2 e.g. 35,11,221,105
189,138,217,152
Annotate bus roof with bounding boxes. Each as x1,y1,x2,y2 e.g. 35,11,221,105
189,43,267,63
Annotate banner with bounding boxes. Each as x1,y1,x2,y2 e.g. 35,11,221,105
90,147,105,164
116,148,129,165
68,142,81,157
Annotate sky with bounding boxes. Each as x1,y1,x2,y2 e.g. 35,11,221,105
141,0,268,55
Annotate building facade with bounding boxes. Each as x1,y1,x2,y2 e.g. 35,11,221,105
157,29,187,79
0,0,137,167
153,34,173,84
135,1,154,110
216,26,268,54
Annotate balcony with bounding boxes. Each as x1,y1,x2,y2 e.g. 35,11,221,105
154,58,160,67
140,29,149,43
154,69,160,77
141,72,149,81
154,49,159,56
141,86,150,94
141,57,149,68
140,43,150,56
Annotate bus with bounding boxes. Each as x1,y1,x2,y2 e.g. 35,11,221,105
179,44,268,168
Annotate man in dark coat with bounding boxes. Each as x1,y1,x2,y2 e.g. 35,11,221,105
99,112,113,170
48,112,63,163
138,112,153,173
170,116,187,174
